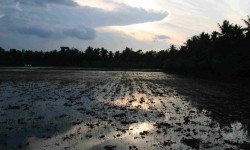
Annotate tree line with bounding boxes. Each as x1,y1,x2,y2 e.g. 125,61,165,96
0,16,250,79
0,46,165,68
163,16,250,79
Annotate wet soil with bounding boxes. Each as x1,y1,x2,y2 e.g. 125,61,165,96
0,70,249,149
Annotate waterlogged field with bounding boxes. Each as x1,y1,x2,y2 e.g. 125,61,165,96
0,70,250,150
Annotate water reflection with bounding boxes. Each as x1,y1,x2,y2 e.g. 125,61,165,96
0,70,249,149
129,122,154,135
222,122,249,143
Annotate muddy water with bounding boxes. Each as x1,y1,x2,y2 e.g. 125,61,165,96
0,70,249,149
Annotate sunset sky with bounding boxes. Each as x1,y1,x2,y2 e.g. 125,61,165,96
0,0,249,51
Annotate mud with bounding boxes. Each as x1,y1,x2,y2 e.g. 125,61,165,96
0,70,249,149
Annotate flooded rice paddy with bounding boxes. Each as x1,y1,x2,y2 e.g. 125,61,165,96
0,70,250,149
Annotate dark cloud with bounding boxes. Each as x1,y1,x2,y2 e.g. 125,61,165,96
63,27,95,40
0,0,168,50
16,0,77,7
1,1,167,27
153,35,170,41
18,27,53,38
0,5,96,40
16,26,96,40
0,12,4,18
71,5,168,27
156,35,170,39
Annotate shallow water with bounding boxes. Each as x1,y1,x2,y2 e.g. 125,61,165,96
0,70,249,149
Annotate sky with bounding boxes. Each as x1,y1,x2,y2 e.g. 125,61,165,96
0,0,249,52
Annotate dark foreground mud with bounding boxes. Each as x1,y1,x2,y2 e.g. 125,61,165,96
0,70,249,149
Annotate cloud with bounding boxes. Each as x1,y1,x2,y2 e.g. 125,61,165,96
239,1,250,14
63,27,95,40
152,34,170,42
1,0,249,52
16,26,96,40
154,35,170,40
115,0,166,12
87,29,171,51
55,4,168,27
0,1,167,27
74,0,166,12
0,12,4,18
99,5,167,26
18,27,53,38
16,0,77,7
73,0,118,11
0,0,167,41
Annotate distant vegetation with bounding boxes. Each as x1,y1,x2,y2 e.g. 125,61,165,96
0,16,250,79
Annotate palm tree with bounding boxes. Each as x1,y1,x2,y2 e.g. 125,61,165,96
169,45,177,52
242,16,250,29
242,16,250,36
199,32,210,44
211,31,219,42
100,48,108,59
218,20,244,40
168,45,177,57
232,24,244,39
218,20,233,37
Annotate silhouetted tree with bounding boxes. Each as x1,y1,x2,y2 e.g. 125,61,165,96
1,16,250,79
